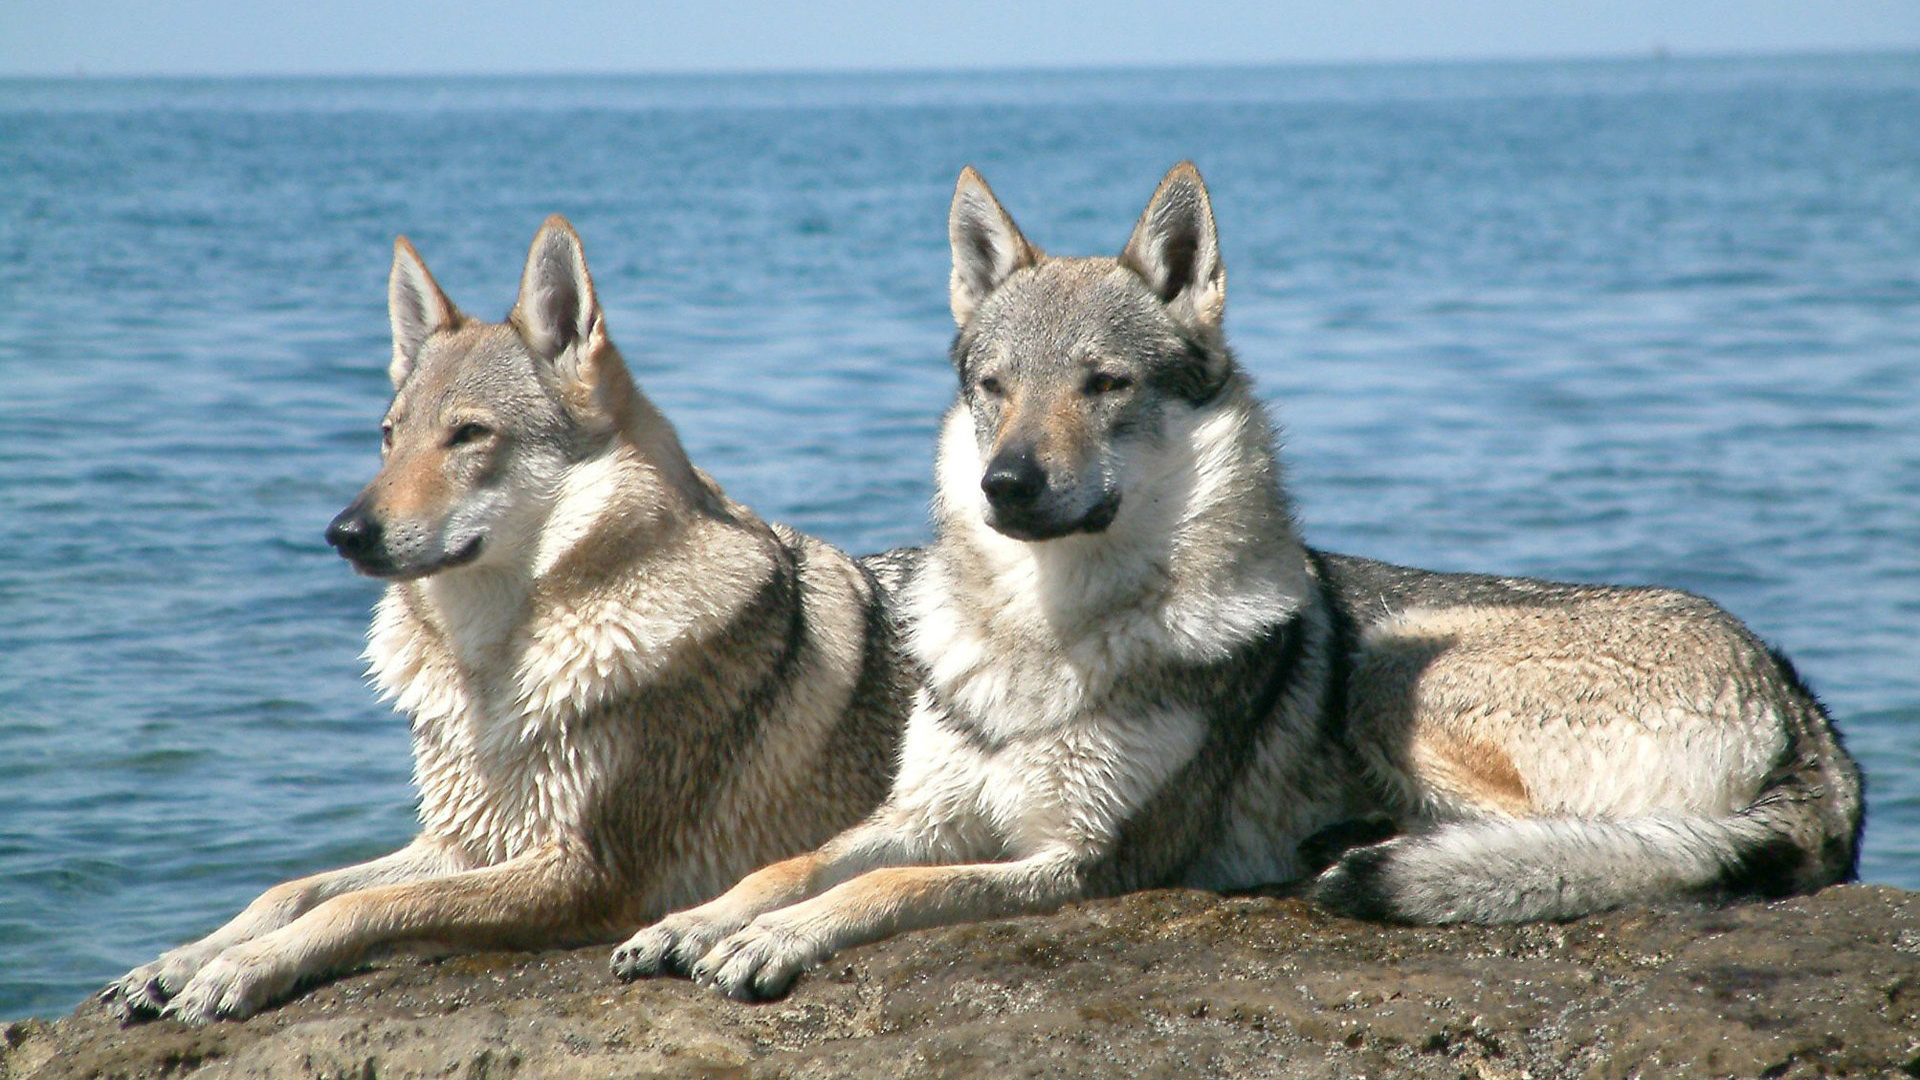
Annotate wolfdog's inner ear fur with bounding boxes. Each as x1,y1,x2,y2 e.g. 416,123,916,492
948,166,1041,328
388,237,462,389
513,215,602,368
1120,162,1226,332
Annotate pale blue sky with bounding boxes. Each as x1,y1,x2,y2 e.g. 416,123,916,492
2,0,1917,77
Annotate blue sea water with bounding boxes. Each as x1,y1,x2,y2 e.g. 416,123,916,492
2,54,1917,1021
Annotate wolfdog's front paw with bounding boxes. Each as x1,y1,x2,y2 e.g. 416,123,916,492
611,909,747,981
103,945,220,1019
691,918,827,1002
158,946,295,1023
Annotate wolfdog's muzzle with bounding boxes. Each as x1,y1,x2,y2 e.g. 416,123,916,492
980,448,1120,541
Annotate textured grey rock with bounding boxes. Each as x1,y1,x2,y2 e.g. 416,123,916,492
7,885,1918,1079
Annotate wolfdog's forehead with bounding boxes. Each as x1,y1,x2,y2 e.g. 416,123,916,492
964,259,1184,371
397,324,554,412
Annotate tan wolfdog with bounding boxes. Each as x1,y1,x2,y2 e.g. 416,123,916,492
104,217,917,1021
612,164,1861,1001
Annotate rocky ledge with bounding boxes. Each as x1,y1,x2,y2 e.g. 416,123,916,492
6,885,1917,1080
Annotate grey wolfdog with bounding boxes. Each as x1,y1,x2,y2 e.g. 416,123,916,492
104,217,917,1022
612,163,1862,1001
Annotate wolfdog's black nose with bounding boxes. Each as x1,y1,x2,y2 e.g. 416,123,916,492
324,505,382,559
982,449,1046,508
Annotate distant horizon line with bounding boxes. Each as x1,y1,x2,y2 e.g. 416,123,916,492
4,44,1915,83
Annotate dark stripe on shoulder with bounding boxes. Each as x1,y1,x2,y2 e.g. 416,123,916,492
717,533,809,751
849,549,918,714
927,680,1005,755
1306,548,1358,746
584,528,805,876
816,549,914,801
1093,611,1314,894
1252,610,1307,728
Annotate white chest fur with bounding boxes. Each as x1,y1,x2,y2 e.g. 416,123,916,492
895,394,1315,867
891,686,1209,863
366,581,607,864
362,522,757,865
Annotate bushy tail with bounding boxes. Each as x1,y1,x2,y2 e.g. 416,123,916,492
1313,814,1772,924
1312,746,1861,925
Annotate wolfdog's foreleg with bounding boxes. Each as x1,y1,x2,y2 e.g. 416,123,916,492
691,852,1086,1001
157,846,601,1023
611,813,935,981
106,838,460,1018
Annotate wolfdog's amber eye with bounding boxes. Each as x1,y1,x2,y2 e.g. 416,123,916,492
977,375,1004,397
1084,372,1132,395
448,422,493,448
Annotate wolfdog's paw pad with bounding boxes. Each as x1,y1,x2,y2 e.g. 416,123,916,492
692,922,817,1002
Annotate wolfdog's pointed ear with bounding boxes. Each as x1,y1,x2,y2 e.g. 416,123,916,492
513,215,603,373
949,167,1040,327
389,237,462,388
1120,162,1225,332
